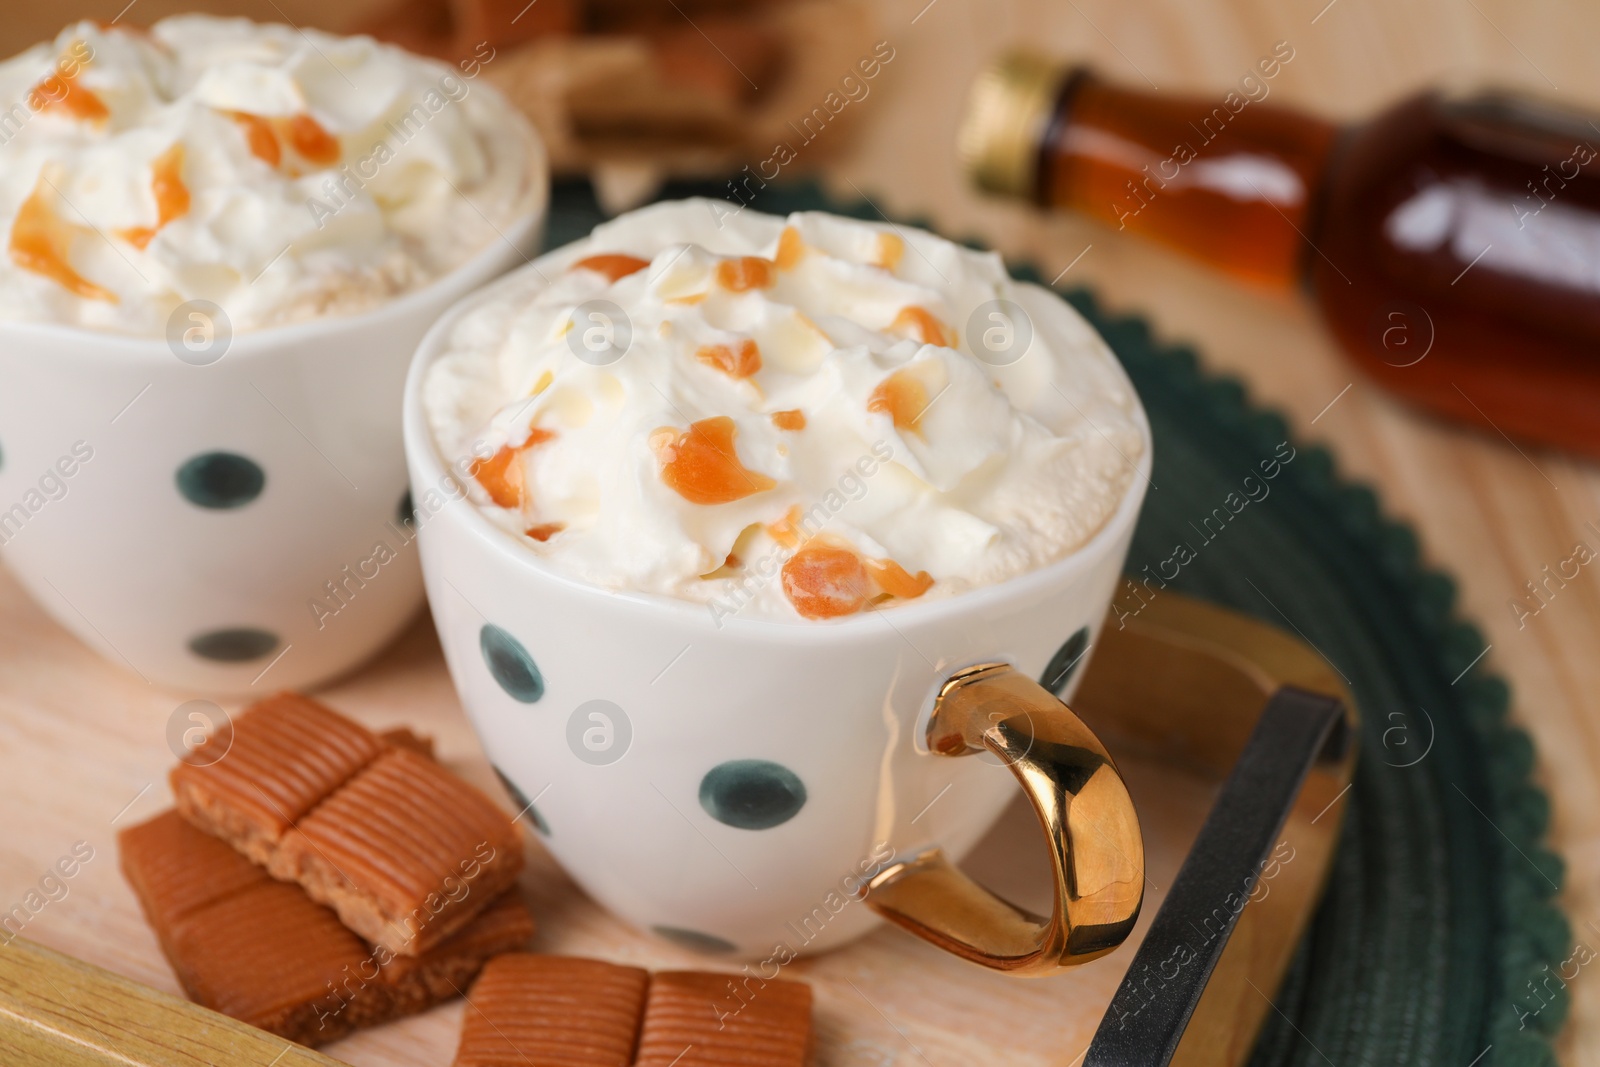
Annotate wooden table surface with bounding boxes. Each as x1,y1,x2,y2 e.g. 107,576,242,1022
1,0,1597,1063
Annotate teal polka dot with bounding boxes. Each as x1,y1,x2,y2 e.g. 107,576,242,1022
177,452,264,509
1040,626,1091,697
699,760,806,830
480,624,544,703
653,926,737,955
189,627,278,662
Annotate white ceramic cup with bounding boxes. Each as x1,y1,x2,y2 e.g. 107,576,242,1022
0,122,547,695
403,257,1152,962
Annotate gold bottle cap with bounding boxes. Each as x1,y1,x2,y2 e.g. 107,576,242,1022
958,52,1073,201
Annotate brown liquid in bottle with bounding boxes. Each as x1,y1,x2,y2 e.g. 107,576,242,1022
1312,93,1600,452
1037,69,1336,287
968,59,1600,456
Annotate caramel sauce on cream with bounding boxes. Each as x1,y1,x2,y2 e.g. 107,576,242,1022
470,428,555,510
8,172,114,302
781,544,933,618
714,256,775,292
767,504,805,548
781,544,872,619
117,143,190,250
29,43,107,123
286,114,339,166
572,254,651,283
864,557,933,600
891,305,955,348
653,417,775,505
867,368,930,434
873,233,904,271
696,340,762,379
230,112,282,167
775,226,806,270
227,113,338,169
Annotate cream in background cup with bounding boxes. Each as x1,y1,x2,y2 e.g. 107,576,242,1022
0,19,547,692
405,201,1152,962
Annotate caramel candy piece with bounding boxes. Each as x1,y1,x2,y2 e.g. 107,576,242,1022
120,811,534,1047
170,691,386,864
166,880,368,1042
118,804,268,947
273,748,524,954
454,953,649,1067
635,971,813,1067
172,692,523,956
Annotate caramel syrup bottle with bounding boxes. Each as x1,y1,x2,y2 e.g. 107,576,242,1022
961,53,1600,457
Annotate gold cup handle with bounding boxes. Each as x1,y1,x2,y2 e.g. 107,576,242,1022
864,662,1145,976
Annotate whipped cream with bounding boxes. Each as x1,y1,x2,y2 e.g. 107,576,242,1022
426,200,1146,622
0,17,539,334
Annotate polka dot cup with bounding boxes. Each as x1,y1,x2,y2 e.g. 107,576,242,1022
0,138,548,694
403,257,1153,962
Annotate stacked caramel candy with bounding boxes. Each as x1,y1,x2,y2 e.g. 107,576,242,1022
118,693,812,1064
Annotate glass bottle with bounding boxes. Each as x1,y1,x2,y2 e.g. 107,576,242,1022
961,53,1600,457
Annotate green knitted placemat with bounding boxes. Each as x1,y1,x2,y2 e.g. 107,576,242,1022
542,179,1568,1066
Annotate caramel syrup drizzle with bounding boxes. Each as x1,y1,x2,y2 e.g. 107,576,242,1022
571,254,651,283
653,416,775,505
8,171,115,301
229,111,341,170
116,143,189,250
9,55,345,298
714,256,775,292
696,340,762,380
779,542,933,619
28,41,107,123
470,428,557,511
229,112,281,167
867,367,931,434
890,305,955,348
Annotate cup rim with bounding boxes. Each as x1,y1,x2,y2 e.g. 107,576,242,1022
403,231,1153,639
0,102,549,364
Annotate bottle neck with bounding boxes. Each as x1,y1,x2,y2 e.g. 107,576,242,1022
1037,70,1340,288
